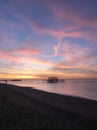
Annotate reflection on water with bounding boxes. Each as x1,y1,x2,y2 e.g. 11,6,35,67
2,79,97,101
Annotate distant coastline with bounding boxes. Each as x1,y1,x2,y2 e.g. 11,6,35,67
10,79,22,81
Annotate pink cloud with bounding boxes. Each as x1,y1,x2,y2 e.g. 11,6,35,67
8,11,97,44
28,18,97,44
0,50,14,60
48,1,97,29
12,49,40,56
53,40,61,56
61,42,92,63
51,41,96,74
1,0,97,43
0,49,56,69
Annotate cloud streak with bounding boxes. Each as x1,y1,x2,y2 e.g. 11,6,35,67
0,0,97,78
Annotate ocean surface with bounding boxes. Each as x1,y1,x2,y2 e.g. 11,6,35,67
1,79,97,101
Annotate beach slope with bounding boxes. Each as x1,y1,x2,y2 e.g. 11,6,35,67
0,83,97,130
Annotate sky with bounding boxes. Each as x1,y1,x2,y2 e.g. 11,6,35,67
0,0,97,79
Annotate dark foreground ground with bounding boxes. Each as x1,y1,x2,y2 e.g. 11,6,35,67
0,83,97,130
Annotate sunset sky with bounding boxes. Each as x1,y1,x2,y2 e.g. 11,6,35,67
0,0,97,79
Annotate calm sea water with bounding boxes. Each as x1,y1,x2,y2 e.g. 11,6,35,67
1,79,97,101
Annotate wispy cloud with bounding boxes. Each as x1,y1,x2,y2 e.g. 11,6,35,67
0,0,97,78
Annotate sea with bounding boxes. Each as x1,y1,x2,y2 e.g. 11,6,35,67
1,79,97,101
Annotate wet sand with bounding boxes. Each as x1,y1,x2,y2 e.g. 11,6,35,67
0,83,97,130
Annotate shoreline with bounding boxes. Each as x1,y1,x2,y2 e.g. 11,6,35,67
0,83,97,130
